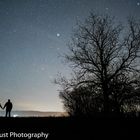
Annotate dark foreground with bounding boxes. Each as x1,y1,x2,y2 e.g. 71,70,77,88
0,116,139,140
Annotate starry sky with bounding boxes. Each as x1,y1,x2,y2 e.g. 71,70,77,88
0,0,140,112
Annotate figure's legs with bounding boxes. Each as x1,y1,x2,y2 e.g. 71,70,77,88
9,111,11,117
5,110,8,117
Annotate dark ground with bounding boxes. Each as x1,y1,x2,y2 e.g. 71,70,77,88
0,116,139,140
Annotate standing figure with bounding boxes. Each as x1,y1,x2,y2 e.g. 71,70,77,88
3,99,13,117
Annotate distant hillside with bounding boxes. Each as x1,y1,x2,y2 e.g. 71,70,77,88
0,111,68,117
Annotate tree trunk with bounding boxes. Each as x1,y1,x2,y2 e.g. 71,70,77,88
103,92,110,114
102,83,110,114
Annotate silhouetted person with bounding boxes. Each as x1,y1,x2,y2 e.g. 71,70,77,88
3,99,13,117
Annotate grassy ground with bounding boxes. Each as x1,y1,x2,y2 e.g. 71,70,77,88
0,116,139,139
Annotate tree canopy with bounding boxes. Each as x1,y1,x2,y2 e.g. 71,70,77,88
55,13,140,116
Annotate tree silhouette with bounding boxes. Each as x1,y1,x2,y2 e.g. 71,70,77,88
59,85,103,116
56,13,140,116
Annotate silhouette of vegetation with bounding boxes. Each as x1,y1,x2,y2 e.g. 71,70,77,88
59,85,103,116
55,13,140,116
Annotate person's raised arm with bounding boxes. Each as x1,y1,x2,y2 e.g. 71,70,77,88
3,103,6,110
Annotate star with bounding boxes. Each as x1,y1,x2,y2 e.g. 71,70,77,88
49,75,54,80
57,33,60,37
57,47,60,51
41,67,45,71
13,29,17,33
106,7,109,10
137,2,140,6
6,11,9,15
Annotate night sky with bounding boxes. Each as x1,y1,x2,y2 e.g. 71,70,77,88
0,0,140,112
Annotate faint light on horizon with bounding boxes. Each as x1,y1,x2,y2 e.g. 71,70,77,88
13,114,19,117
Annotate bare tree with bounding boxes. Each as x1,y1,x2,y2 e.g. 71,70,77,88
56,13,140,115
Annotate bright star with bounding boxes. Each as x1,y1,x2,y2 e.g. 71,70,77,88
137,2,140,6
57,33,60,37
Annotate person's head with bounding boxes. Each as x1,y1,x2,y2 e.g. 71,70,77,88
8,99,10,102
